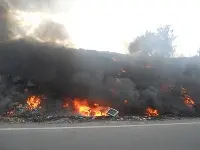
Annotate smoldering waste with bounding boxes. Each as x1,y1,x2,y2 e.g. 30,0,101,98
0,39,200,123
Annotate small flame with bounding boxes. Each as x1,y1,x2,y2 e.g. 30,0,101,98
124,100,128,104
72,98,109,117
26,96,41,110
145,107,159,117
62,102,69,108
184,96,195,106
181,87,195,107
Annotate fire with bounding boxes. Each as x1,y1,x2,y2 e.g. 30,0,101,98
72,98,109,117
62,102,69,108
184,96,195,106
26,96,41,110
124,100,128,104
145,107,159,117
181,87,195,107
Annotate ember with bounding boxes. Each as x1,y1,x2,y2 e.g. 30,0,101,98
62,102,69,108
124,100,128,104
145,107,159,117
72,98,109,117
26,96,41,110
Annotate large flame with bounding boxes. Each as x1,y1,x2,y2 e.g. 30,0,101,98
26,96,41,110
72,98,109,117
145,107,159,117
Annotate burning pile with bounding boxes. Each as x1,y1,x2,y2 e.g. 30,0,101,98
3,95,42,118
1,31,200,121
63,98,109,117
181,87,195,107
26,96,41,110
145,107,159,117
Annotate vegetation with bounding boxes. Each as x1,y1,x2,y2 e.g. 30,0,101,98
128,25,176,57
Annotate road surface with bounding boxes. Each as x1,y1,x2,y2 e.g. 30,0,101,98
0,119,200,150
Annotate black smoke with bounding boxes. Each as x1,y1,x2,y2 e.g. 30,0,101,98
0,39,200,116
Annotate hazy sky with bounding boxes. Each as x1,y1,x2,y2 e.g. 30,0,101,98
58,0,199,56
9,0,200,56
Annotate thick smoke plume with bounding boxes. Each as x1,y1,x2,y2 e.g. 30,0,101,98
1,1,200,116
0,38,200,116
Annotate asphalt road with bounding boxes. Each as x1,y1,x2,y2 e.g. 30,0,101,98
0,119,200,150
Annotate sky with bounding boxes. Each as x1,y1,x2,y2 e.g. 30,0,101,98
9,0,200,56
56,0,200,56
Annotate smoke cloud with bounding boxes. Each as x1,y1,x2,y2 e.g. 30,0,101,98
0,39,200,116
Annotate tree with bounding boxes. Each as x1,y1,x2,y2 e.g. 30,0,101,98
128,25,176,57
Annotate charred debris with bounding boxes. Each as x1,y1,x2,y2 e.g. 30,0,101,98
0,38,200,123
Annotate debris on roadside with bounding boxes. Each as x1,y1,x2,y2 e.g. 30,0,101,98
106,108,119,117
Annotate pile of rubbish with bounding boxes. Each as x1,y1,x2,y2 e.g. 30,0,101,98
0,39,200,124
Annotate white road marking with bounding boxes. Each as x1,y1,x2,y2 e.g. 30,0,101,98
0,121,200,131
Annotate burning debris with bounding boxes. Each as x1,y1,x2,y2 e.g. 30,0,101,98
62,102,69,108
2,2,200,124
107,108,119,117
181,87,195,108
0,37,200,123
72,98,109,117
26,96,41,110
145,107,159,117
124,100,128,105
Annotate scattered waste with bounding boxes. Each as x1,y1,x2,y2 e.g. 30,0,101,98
106,108,119,117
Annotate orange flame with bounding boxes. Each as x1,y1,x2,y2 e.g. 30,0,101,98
62,102,69,108
26,96,41,110
184,96,195,106
181,87,195,107
145,107,159,117
72,98,109,117
124,100,128,104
